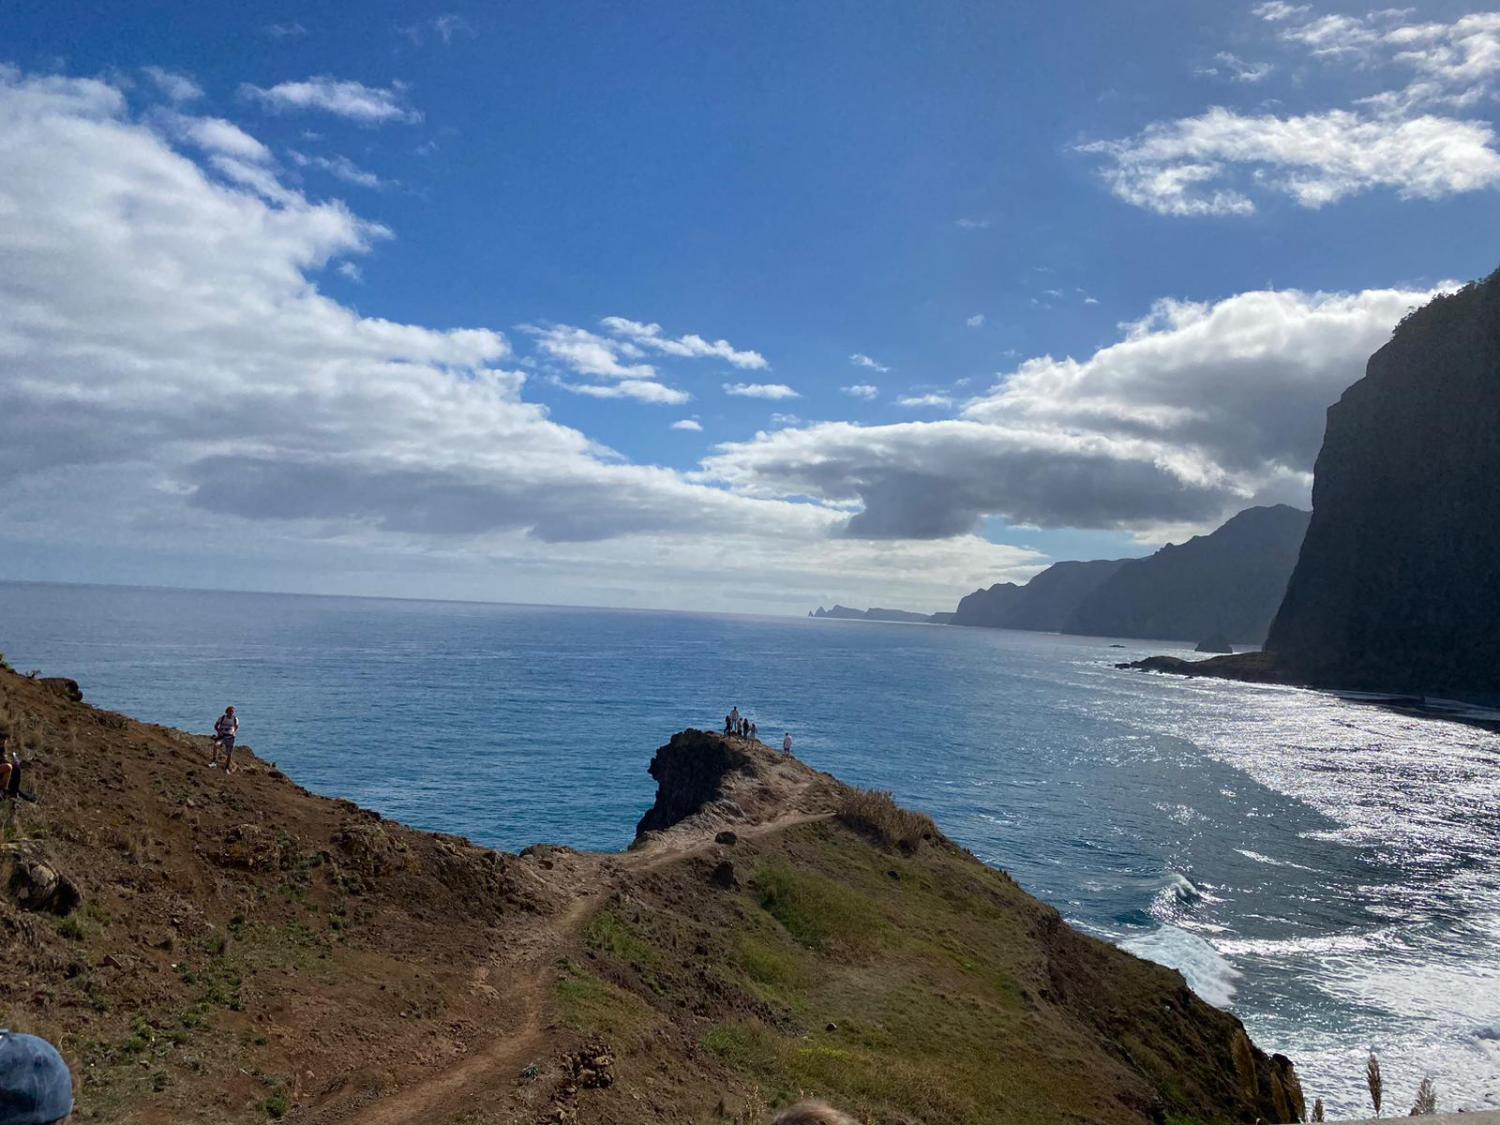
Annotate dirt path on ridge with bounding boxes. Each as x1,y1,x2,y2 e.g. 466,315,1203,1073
346,799,832,1125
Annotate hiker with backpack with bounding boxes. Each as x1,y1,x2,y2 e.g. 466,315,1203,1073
0,733,37,838
208,706,238,772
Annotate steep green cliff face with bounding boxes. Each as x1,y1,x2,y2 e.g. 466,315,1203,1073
1265,273,1500,698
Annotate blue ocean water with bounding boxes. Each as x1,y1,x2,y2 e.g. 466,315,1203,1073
1,580,1497,1117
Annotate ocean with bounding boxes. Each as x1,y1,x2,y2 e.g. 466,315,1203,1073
1,579,1496,1117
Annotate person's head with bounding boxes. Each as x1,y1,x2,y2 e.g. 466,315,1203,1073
770,1101,858,1125
0,1030,74,1124
225,706,235,715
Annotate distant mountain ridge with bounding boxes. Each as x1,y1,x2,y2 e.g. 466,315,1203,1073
952,505,1309,644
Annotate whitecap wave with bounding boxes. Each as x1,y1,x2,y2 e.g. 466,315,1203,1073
1121,924,1241,1009
1235,848,1319,872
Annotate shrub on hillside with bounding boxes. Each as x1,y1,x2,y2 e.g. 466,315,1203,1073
836,788,936,854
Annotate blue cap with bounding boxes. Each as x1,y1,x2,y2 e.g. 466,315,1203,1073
0,1031,73,1124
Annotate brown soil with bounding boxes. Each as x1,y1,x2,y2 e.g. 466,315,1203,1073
0,667,1303,1124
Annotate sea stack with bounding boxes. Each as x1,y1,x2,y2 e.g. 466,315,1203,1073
1263,271,1500,698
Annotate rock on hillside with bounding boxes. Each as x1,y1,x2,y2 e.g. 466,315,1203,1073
1262,273,1500,697
1066,505,1309,644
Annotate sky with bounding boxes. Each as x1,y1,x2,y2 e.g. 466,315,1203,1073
1,0,1497,614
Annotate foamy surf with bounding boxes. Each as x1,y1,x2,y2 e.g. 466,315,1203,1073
1121,924,1241,1009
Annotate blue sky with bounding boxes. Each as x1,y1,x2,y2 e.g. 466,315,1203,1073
1,1,1497,611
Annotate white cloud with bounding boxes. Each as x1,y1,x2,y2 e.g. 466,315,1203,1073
724,383,799,400
433,14,475,43
1197,51,1275,83
397,14,476,46
290,150,385,188
670,418,702,432
965,314,985,328
703,284,1444,539
337,261,363,282
527,325,656,379
555,379,690,405
7,66,1025,618
896,394,954,409
849,352,889,372
1087,6,1500,216
242,76,421,124
169,114,272,163
1083,107,1500,216
954,217,991,229
601,317,767,369
262,22,307,38
841,384,879,399
142,66,202,102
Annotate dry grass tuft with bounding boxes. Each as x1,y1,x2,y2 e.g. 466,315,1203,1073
1410,1074,1437,1116
1366,1052,1382,1117
836,788,937,854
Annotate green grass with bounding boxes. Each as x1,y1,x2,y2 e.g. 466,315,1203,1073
583,910,658,965
750,861,882,954
555,962,662,1050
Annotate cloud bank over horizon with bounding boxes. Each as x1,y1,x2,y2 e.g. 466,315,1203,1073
0,41,1468,612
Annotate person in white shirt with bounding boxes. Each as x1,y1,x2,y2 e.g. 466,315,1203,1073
782,732,793,755
209,706,239,772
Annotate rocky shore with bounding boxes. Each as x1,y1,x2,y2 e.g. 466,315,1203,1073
1,662,1303,1122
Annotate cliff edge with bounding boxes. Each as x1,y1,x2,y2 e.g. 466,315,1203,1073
0,663,1302,1123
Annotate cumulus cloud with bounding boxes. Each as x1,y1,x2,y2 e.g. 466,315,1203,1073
527,324,657,379
724,383,799,400
703,284,1443,539
841,384,879,399
168,114,272,162
896,394,954,409
2,66,1042,614
849,352,889,372
965,313,985,328
1085,5,1500,216
142,66,202,102
670,418,702,432
1083,107,1500,216
241,76,421,124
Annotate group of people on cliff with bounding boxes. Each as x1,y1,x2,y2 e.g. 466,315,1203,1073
723,705,793,755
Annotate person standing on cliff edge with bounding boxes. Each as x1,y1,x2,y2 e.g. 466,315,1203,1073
782,732,793,755
208,706,238,772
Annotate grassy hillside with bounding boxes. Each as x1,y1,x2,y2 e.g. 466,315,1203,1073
0,666,1302,1123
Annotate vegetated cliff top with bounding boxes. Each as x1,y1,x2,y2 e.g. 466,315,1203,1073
0,662,1302,1123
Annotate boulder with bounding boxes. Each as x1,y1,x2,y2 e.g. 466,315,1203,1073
1,840,82,915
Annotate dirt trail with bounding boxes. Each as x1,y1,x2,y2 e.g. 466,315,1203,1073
346,794,832,1125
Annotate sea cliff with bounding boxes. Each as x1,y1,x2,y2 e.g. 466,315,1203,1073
0,662,1302,1122
1125,272,1500,700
